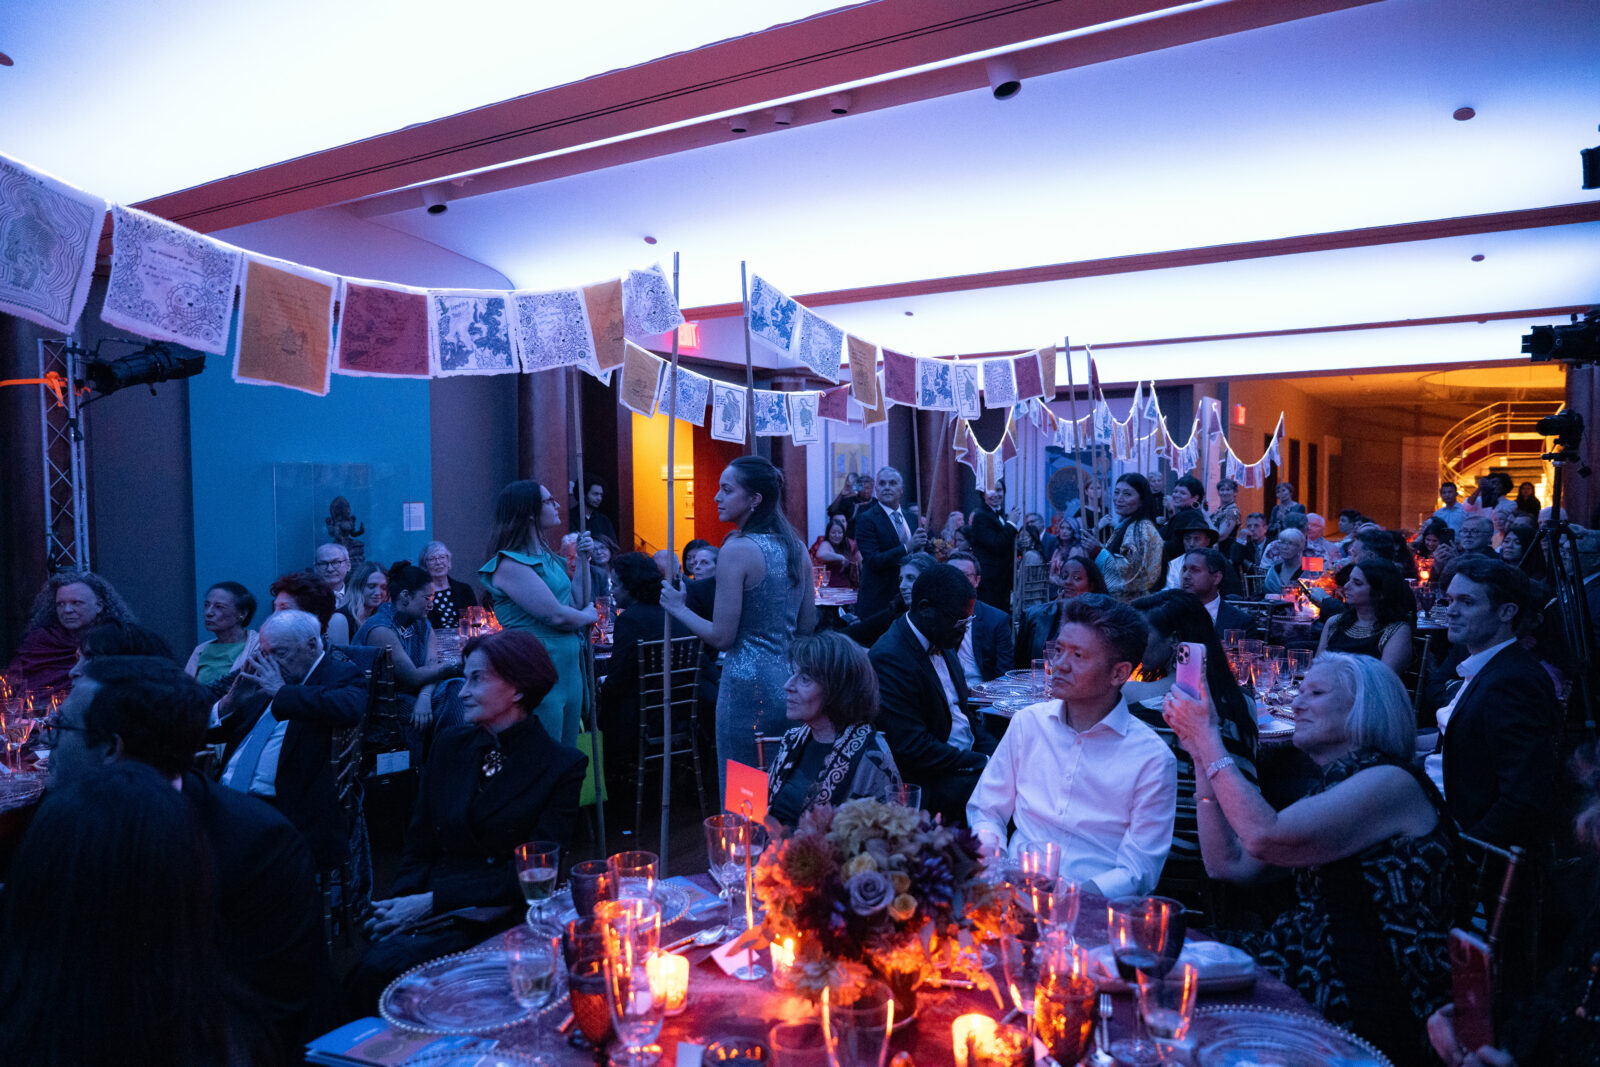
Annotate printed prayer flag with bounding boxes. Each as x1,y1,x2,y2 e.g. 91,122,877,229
845,335,878,408
862,374,888,426
658,365,711,426
430,291,518,376
623,263,683,340
747,274,800,354
233,257,336,396
752,389,791,436
104,205,241,354
619,341,664,416
981,358,1017,409
953,363,981,419
1012,351,1044,401
335,281,430,378
916,357,956,411
788,391,821,444
882,349,917,406
514,287,596,372
818,385,851,423
794,309,843,381
710,381,748,442
1039,345,1058,398
583,278,627,371
0,154,105,333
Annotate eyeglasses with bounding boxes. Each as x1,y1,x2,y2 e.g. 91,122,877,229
315,560,346,569
39,717,87,745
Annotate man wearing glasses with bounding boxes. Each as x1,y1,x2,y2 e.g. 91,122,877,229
314,543,352,608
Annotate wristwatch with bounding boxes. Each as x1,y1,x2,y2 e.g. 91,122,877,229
1204,756,1236,780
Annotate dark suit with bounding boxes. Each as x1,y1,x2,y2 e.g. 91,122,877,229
968,503,1018,611
855,500,920,619
1227,537,1267,573
182,772,335,1052
869,615,997,824
1440,642,1563,849
968,600,1013,681
214,654,367,870
1016,601,1065,667
1214,600,1255,639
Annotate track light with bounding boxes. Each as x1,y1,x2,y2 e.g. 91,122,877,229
986,58,1021,100
729,115,750,134
828,93,852,115
422,186,450,215
773,106,795,126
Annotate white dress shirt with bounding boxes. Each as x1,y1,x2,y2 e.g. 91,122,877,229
1201,593,1221,625
1424,638,1517,797
967,697,1177,898
906,617,974,751
957,619,982,689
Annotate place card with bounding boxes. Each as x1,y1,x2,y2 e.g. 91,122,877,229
724,761,768,821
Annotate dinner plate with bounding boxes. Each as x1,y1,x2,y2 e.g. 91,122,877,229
553,880,693,929
1086,941,1257,994
401,1052,554,1066
380,948,568,1036
1257,719,1295,739
1192,1004,1393,1066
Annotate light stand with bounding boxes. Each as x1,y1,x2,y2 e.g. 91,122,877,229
1527,426,1596,732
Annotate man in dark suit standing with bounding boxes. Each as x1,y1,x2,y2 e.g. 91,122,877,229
213,609,367,871
1181,549,1252,637
947,551,1014,684
967,485,1019,612
869,564,998,824
1431,557,1562,850
1225,512,1270,573
854,466,926,619
52,655,335,1055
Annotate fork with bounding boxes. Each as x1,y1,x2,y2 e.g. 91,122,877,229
1083,992,1116,1067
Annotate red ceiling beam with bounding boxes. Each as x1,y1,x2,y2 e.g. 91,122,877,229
680,202,1600,319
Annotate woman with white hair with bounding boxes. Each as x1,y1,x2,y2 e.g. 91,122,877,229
1163,652,1457,1066
418,541,478,632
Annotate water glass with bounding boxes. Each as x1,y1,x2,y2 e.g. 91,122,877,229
1044,878,1082,938
1018,841,1061,879
1137,961,1200,1049
770,1020,829,1067
880,783,922,810
1037,937,1096,1066
607,850,658,902
1222,628,1244,650
1000,930,1045,1043
503,925,559,1011
515,840,561,923
568,957,615,1049
600,907,664,1067
821,979,896,1067
563,917,606,968
703,814,751,902
569,859,611,919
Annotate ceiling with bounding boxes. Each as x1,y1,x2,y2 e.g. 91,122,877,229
4,0,1597,380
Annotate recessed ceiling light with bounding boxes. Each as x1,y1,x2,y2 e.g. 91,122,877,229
1471,254,1485,262
0,52,14,67
1453,107,1476,121
904,311,914,317
643,235,657,245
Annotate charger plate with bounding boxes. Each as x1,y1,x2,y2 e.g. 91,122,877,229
380,947,567,1036
553,879,693,929
401,1053,553,1067
1192,1004,1393,1067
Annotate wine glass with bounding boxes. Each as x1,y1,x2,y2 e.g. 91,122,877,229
504,924,560,1010
1043,879,1082,940
1106,896,1187,1066
1250,658,1279,711
1222,628,1244,651
704,815,766,940
1000,930,1044,1044
606,850,658,902
1136,961,1199,1055
515,840,561,925
703,814,748,906
567,957,615,1051
821,979,895,1067
599,906,663,1067
1036,935,1096,1066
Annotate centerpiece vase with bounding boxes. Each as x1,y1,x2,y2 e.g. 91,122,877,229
876,963,920,1023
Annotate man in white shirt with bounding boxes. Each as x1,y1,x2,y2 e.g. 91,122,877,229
1431,482,1466,533
968,594,1177,897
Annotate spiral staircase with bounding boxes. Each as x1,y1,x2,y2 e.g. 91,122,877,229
1438,401,1564,504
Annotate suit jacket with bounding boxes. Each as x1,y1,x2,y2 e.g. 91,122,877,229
970,600,1014,681
1214,600,1255,639
182,772,336,1051
1226,537,1267,573
1016,600,1064,667
214,654,367,870
967,503,1018,611
869,615,997,824
1441,642,1562,849
855,501,919,618
391,717,588,912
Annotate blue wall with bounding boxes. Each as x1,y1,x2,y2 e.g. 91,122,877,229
187,320,432,645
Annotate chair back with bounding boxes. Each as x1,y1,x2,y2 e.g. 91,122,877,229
636,635,704,740
1014,563,1051,622
1455,832,1534,1036
1242,572,1265,599
1402,632,1432,711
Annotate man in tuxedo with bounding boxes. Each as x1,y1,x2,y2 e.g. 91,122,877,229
967,485,1019,611
869,564,997,824
212,609,366,870
52,655,335,1053
854,466,926,618
946,551,1015,685
1430,557,1562,849
1181,549,1252,636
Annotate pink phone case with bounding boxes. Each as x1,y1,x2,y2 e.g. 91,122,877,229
1175,642,1205,698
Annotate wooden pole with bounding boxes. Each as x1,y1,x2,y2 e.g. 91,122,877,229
661,252,682,868
568,363,607,858
1063,337,1089,535
740,262,756,456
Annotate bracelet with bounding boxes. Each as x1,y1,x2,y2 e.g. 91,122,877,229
1204,756,1236,780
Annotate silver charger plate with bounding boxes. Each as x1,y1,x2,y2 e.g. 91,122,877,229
1192,1004,1393,1067
553,879,693,929
380,947,567,1036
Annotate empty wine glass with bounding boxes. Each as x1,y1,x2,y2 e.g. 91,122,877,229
515,840,561,925
1000,930,1045,1045
1043,879,1082,940
504,924,560,1010
1136,961,1200,1055
1106,896,1187,1066
599,906,663,1067
821,979,895,1067
606,850,658,902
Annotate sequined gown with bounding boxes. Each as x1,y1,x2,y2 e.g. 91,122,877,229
716,534,802,792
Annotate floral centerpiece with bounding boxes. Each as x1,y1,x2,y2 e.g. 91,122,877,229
742,798,1009,1005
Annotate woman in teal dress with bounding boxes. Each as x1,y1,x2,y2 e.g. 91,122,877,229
662,456,816,795
479,480,598,746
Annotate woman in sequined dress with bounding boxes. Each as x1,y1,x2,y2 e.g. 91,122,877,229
663,456,816,795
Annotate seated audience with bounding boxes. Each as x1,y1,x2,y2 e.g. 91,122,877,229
688,543,719,581
355,563,460,751
185,581,259,686
1017,554,1107,665
1413,517,1454,559
1304,512,1335,558
1179,548,1251,634
211,609,366,870
597,551,693,748
314,542,352,608
1228,511,1271,573
1080,473,1164,602
1429,557,1561,849
44,656,333,1055
1164,652,1457,1065
946,551,1014,685
1160,509,1220,590
939,509,967,546
1314,559,1414,675
419,541,479,631
269,570,340,642
841,550,935,648
809,514,861,589
680,538,711,577
6,569,135,695
1427,746,1600,1067
869,564,998,824
1261,527,1308,595
350,630,587,1007
0,762,278,1067
343,560,388,632
968,594,1177,896
767,632,902,826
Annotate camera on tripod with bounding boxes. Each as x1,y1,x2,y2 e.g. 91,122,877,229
1523,308,1600,364
1538,409,1585,454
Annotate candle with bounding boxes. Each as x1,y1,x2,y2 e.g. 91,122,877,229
770,938,797,989
646,951,689,1015
952,1015,997,1067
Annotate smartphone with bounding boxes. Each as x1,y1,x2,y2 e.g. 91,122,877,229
1449,928,1495,1052
1174,642,1205,698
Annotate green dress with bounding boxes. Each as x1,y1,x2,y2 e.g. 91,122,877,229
479,548,586,747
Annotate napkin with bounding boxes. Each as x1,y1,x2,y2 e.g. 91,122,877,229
1089,940,1255,987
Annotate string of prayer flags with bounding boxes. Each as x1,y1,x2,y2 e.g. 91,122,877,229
915,357,956,411
104,205,241,354
233,257,337,395
710,381,747,442
845,335,878,407
619,341,664,415
514,287,596,372
752,388,791,436
882,349,917,406
335,280,431,378
0,153,105,334
1012,350,1045,401
747,274,800,355
981,358,1016,409
622,263,685,341
788,391,822,444
794,308,842,381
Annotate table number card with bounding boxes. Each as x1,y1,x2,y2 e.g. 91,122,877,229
724,761,768,822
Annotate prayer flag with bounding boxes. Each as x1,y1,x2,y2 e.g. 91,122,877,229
0,154,104,334
233,257,335,395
